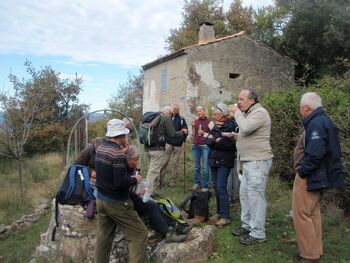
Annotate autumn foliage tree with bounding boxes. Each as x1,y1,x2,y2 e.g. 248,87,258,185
0,61,83,195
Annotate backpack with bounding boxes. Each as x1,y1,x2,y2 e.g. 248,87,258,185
139,112,163,147
52,164,95,241
157,198,191,235
180,191,212,222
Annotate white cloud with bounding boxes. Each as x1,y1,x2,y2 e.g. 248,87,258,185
0,0,273,67
0,0,183,66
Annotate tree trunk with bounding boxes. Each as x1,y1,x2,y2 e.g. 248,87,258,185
16,158,23,198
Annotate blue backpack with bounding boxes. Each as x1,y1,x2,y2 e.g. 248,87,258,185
52,164,95,240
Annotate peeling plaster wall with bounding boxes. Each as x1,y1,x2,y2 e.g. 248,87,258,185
185,35,296,110
143,34,295,127
143,55,187,113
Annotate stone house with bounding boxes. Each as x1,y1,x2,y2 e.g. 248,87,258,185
142,22,296,120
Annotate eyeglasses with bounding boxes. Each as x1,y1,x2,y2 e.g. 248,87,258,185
216,106,224,113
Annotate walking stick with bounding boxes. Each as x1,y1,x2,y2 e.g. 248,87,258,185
183,141,186,195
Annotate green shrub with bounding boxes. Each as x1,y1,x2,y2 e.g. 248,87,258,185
262,72,350,210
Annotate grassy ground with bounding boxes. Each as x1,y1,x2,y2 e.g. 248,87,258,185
0,147,349,262
0,153,64,225
0,211,51,263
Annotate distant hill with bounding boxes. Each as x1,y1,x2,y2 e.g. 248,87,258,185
87,112,105,121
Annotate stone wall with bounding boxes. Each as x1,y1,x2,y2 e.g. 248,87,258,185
0,203,49,240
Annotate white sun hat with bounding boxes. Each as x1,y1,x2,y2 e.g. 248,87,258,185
105,119,130,137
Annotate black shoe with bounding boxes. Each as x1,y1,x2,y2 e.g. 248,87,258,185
240,234,266,245
231,227,250,236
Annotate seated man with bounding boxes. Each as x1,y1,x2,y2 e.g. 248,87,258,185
126,145,187,243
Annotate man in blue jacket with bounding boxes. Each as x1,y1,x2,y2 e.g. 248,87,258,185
293,92,344,263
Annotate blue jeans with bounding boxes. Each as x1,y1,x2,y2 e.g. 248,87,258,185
192,145,209,188
211,166,231,219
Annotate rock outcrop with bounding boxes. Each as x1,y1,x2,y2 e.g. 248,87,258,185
35,199,215,263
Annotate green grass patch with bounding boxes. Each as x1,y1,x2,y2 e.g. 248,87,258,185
0,209,51,263
0,153,63,225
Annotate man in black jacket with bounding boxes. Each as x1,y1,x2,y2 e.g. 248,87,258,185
292,92,344,263
160,104,188,186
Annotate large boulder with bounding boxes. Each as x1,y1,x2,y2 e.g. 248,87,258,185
35,200,215,263
153,225,216,263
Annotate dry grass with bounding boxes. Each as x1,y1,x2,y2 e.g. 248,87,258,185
0,153,64,224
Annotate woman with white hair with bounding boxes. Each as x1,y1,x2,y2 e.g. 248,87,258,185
206,102,238,227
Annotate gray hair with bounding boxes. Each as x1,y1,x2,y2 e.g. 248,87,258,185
171,104,180,110
126,145,140,160
242,88,259,103
160,105,173,114
301,92,322,110
195,105,206,112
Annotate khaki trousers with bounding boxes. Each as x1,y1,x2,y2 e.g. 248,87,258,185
94,199,148,263
146,150,166,195
292,174,323,260
160,143,183,184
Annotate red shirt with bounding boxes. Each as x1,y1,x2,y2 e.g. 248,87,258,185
193,117,210,145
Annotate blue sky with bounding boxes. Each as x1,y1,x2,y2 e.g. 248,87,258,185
0,0,273,111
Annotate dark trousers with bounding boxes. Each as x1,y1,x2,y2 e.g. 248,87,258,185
131,195,169,236
211,166,231,219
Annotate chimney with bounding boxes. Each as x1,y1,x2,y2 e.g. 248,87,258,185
198,22,215,44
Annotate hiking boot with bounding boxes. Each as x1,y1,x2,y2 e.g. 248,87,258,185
231,227,250,236
165,231,186,243
240,234,267,245
215,218,231,227
208,214,220,225
177,224,192,235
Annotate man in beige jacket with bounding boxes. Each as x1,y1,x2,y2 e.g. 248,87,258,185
228,88,274,245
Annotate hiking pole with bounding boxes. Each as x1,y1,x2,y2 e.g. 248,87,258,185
148,239,167,261
183,141,186,195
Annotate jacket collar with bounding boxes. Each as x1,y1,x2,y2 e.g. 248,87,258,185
302,107,325,127
245,102,260,115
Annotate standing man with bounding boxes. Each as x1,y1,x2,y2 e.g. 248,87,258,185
293,92,344,263
94,119,148,263
228,88,274,245
145,106,187,196
160,104,188,186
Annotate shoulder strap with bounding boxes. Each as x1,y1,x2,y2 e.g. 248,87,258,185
52,197,59,241
81,166,95,200
65,165,77,200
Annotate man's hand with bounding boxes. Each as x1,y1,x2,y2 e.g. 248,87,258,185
228,103,241,115
90,170,97,179
182,128,188,134
134,174,142,183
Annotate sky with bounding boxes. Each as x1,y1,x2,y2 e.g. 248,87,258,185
0,0,274,111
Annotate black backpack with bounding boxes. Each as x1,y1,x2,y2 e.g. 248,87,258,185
52,164,95,241
139,112,163,147
180,191,212,221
